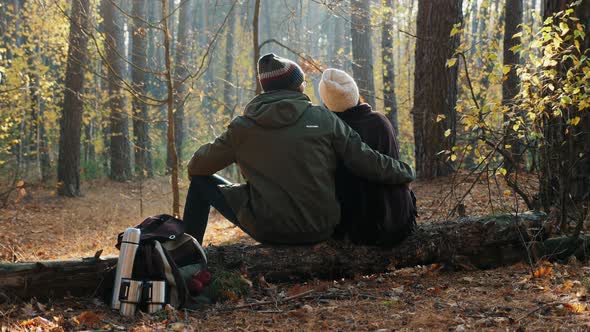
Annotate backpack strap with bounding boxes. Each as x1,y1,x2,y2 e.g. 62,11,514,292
153,241,188,308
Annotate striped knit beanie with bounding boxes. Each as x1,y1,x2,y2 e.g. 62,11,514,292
257,53,305,92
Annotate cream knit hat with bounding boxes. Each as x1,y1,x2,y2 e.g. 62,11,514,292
319,68,360,113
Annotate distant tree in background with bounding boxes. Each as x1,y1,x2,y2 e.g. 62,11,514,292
103,0,132,181
381,0,399,135
412,0,462,178
172,0,194,169
57,0,91,197
131,0,153,178
502,0,523,168
223,4,237,114
161,0,180,216
253,0,262,95
350,0,376,107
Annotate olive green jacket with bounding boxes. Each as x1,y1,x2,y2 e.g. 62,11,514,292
187,90,415,244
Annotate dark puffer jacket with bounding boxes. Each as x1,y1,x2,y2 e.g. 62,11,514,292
333,103,417,246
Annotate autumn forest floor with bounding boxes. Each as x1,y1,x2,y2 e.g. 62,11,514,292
1,173,590,331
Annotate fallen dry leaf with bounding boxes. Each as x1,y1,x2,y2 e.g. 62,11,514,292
20,316,60,330
169,322,195,332
564,302,586,313
72,310,102,328
533,266,553,278
427,263,444,274
562,280,575,290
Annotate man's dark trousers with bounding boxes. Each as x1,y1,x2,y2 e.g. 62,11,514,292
183,175,238,243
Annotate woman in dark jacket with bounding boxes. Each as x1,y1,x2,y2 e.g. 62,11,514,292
319,68,417,246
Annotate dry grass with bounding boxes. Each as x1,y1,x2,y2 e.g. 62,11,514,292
0,177,251,261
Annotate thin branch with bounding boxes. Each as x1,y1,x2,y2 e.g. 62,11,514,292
105,0,164,30
259,38,324,72
181,0,239,90
0,86,25,94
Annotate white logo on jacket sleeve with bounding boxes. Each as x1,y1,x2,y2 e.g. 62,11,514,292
306,125,319,128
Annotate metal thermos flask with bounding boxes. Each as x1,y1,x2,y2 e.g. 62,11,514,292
144,280,166,314
111,227,141,311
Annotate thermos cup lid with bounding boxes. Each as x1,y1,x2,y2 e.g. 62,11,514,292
123,227,141,244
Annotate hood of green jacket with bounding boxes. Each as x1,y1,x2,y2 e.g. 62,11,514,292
243,90,311,128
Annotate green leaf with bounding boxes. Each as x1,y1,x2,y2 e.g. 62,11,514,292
559,22,570,36
570,116,581,126
509,44,523,53
444,129,452,137
544,17,554,25
446,57,458,68
450,23,462,37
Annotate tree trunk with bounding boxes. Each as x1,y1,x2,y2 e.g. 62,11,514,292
502,0,523,168
83,122,95,163
0,1,11,61
260,0,272,54
381,0,399,136
223,5,237,115
327,15,338,67
474,0,489,69
162,0,180,217
539,0,590,220
131,0,153,178
469,0,478,52
5,212,586,300
146,0,168,146
57,0,91,197
103,0,132,182
253,0,261,95
172,0,194,169
38,103,51,182
412,0,462,178
566,1,590,203
350,0,376,107
28,50,51,182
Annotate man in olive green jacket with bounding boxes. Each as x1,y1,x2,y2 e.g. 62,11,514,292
184,54,415,245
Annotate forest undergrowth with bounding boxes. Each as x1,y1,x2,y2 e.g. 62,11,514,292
2,174,590,331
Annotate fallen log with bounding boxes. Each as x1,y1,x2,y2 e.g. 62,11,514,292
1,211,588,300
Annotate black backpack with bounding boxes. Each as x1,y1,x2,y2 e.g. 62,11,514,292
116,214,207,308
